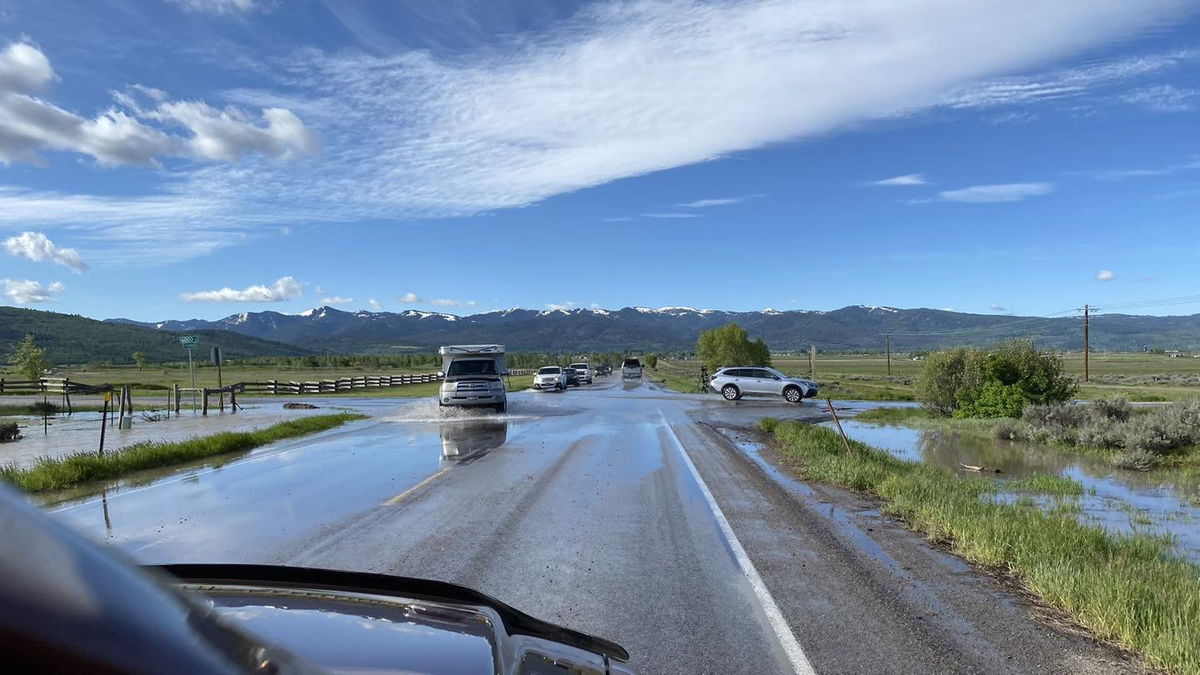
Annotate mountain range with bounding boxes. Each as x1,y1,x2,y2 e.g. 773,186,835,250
102,304,1200,354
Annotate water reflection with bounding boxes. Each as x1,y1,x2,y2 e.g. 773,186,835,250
439,419,508,463
835,418,1200,563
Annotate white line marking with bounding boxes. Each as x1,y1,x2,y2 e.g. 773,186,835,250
658,410,817,675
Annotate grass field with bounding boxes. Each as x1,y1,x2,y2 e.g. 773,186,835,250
762,419,1200,674
656,353,1200,402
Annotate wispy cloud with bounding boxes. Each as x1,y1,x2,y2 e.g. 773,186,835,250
677,195,757,208
319,295,354,306
640,212,699,219
545,301,577,311
181,276,302,302
1120,84,1198,112
870,174,927,186
430,298,476,307
6,0,1190,265
935,182,1054,203
1096,270,1116,281
941,51,1196,110
397,292,422,303
989,304,1007,312
602,216,633,223
2,279,64,304
3,231,87,273
1070,155,1200,181
167,0,261,15
367,298,382,310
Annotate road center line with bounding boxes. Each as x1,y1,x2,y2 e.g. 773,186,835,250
383,467,450,506
657,410,817,675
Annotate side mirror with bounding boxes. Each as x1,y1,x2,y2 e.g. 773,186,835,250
436,371,445,378
503,369,511,376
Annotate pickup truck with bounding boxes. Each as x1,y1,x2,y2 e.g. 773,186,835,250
621,358,642,380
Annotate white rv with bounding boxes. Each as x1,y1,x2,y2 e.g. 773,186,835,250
438,345,508,412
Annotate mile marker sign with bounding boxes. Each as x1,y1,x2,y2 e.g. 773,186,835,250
180,335,199,348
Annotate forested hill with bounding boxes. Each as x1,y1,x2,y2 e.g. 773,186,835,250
1,307,311,365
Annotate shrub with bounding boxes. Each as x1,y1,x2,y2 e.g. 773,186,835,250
1112,449,1161,471
757,417,779,433
30,401,59,416
954,381,1025,419
0,423,19,442
1091,396,1133,422
917,340,1075,418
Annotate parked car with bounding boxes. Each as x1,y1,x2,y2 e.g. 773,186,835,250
709,366,818,403
569,362,592,384
563,367,580,387
622,358,642,379
533,366,567,391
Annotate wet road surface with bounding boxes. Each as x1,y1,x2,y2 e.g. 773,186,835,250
46,377,1139,673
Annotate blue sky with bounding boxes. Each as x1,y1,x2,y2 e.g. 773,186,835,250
1,0,1198,321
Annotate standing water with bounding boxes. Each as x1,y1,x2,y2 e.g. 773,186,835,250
831,409,1200,564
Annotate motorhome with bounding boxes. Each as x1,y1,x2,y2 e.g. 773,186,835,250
438,344,508,412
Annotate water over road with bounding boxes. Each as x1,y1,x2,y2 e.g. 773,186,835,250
44,378,1140,673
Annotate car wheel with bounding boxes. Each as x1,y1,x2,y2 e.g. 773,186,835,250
721,384,741,401
495,401,507,413
784,386,802,403
556,383,563,391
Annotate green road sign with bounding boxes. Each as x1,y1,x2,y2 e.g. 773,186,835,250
179,335,200,348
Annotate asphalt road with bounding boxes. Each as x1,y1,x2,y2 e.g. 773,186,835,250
46,376,1139,674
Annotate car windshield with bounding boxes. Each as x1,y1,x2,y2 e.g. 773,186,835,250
7,3,1197,674
447,360,498,376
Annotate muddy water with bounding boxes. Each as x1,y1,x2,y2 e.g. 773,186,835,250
833,413,1200,563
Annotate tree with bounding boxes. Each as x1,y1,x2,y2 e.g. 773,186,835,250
132,351,147,371
644,353,659,369
9,334,50,382
696,323,772,371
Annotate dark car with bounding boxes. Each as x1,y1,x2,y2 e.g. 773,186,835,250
563,366,580,386
596,364,612,376
0,486,634,674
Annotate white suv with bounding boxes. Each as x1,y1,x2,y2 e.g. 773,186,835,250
710,366,818,403
568,362,593,384
533,366,567,391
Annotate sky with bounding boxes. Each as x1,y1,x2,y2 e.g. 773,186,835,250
0,0,1199,321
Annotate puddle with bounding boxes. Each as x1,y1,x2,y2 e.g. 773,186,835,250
832,413,1200,563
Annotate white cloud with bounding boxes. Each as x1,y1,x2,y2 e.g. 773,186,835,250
206,0,1184,220
942,51,1196,109
603,216,633,222
546,301,578,311
936,182,1054,203
0,41,314,167
168,0,259,14
319,295,353,305
871,174,927,186
313,285,326,295
1120,84,1198,112
430,298,471,307
180,275,302,302
1096,269,1116,281
989,304,1007,312
368,298,382,310
3,231,87,273
280,226,293,235
1,1,1188,265
640,213,699,219
2,279,64,304
678,196,753,208
397,292,422,303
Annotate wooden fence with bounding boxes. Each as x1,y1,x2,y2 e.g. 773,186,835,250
2,370,537,415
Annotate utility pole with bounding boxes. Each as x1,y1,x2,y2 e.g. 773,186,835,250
885,334,892,377
809,345,816,379
1083,304,1090,383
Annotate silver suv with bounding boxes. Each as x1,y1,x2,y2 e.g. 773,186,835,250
710,366,818,403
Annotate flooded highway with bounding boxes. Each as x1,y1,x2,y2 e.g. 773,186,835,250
43,377,1142,674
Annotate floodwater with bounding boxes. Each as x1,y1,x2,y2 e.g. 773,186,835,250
0,398,359,469
833,412,1200,563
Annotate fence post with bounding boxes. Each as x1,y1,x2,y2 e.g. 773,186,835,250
202,389,209,416
270,379,277,395
173,383,180,414
98,393,108,455
64,378,72,414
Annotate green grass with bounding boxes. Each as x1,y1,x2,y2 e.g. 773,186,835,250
854,407,932,424
0,413,368,493
645,367,707,393
1006,474,1088,497
0,403,109,416
762,419,1200,673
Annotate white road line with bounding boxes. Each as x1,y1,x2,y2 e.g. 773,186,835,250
658,410,817,675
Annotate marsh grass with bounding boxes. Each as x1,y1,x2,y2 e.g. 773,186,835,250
1006,474,1088,496
764,419,1200,673
0,413,367,493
